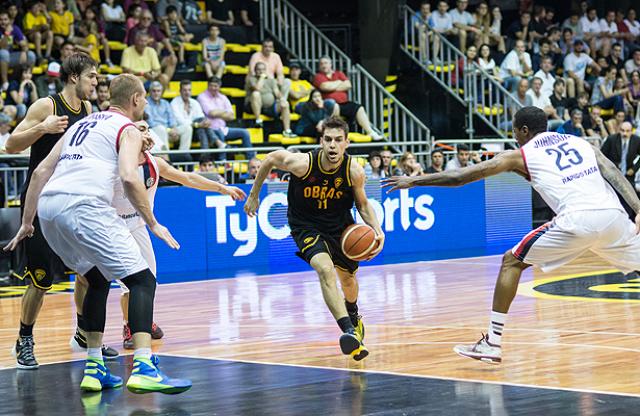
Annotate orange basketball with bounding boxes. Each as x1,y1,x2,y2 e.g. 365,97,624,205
341,224,377,261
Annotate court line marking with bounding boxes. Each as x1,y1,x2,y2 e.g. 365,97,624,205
159,352,640,399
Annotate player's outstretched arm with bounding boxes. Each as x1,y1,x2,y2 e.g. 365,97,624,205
351,160,384,259
119,127,180,249
244,150,309,217
381,150,525,192
5,98,68,154
3,138,64,252
155,157,246,200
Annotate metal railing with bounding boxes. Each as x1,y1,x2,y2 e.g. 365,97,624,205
400,5,523,139
260,0,432,155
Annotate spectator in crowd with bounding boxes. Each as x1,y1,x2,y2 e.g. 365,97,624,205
198,76,256,158
202,24,225,79
364,150,385,179
413,1,433,62
0,10,36,91
239,0,260,41
477,44,501,82
499,78,531,131
121,32,176,89
425,149,445,173
6,64,37,120
101,0,126,42
527,76,562,131
57,41,75,64
614,10,636,52
558,109,587,137
73,21,100,64
431,1,456,60
488,5,506,54
245,61,295,137
91,80,110,112
608,43,628,84
562,12,583,40
563,39,600,98
531,37,552,73
248,38,289,99
628,70,640,124
498,39,532,92
127,9,177,68
313,56,384,141
506,11,532,50
601,121,640,184
241,157,261,183
182,0,206,26
49,0,74,49
529,5,547,44
23,1,53,64
533,56,555,98
197,154,226,183
606,110,629,136
162,5,193,72
35,61,63,99
145,81,192,152
450,0,479,53
0,113,11,151
125,4,143,43
626,8,640,38
446,144,479,170
591,66,626,114
472,2,490,49
546,27,563,66
380,149,400,177
625,50,640,74
155,0,183,22
83,7,113,66
398,151,425,176
599,10,620,59
206,0,234,27
585,105,609,139
294,89,338,138
288,62,313,112
549,78,574,122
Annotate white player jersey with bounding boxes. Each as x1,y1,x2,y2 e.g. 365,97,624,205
112,151,159,230
41,110,136,204
521,132,623,215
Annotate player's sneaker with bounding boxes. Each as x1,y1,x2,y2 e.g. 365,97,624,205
12,336,39,370
151,322,164,340
80,358,123,392
339,331,369,361
126,356,192,394
453,333,502,364
122,324,134,349
70,329,119,360
351,314,365,342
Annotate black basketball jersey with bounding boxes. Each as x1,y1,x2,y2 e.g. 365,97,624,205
23,93,89,192
287,148,355,233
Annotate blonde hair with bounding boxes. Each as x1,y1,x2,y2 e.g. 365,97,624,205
399,151,416,173
109,74,145,108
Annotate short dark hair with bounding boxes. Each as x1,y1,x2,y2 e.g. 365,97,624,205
368,150,381,161
321,116,349,137
208,76,221,85
539,37,551,47
456,143,469,152
514,106,548,135
208,23,219,30
553,78,565,88
60,53,96,84
166,5,177,14
199,154,213,165
97,80,109,90
431,149,444,157
570,108,582,118
180,79,191,88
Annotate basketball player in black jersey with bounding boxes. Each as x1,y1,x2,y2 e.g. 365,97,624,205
244,116,384,360
3,53,112,369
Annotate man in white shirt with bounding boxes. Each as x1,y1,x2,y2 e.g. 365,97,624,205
526,77,562,131
580,7,601,55
431,1,455,60
598,10,619,57
533,56,555,98
563,40,600,97
625,50,640,74
625,9,640,38
499,40,532,92
445,143,478,170
449,0,479,53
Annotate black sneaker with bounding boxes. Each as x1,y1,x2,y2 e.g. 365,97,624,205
70,328,120,361
13,336,39,370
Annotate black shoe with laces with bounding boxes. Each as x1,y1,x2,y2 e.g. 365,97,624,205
70,328,120,361
13,336,39,370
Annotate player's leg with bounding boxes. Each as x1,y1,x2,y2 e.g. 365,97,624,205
336,266,368,360
14,283,46,369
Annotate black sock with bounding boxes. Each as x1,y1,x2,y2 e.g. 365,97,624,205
77,313,86,331
337,317,355,333
19,322,33,337
345,300,358,315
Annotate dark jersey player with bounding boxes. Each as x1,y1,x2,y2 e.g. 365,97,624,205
244,116,384,360
4,53,104,369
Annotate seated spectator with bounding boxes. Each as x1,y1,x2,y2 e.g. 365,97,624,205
198,76,256,158
601,122,639,188
426,149,445,173
49,0,74,49
248,38,290,99
488,6,506,54
531,37,553,73
294,89,338,138
127,9,177,66
562,12,583,42
598,10,619,58
121,32,176,89
364,150,385,179
35,61,63,98
182,0,207,27
527,77,562,131
546,27,563,67
472,2,490,49
499,78,531,131
608,43,628,84
124,4,143,43
198,154,226,183
206,0,234,27
313,56,383,140
74,21,100,64
626,8,640,38
628,70,640,124
245,62,295,137
23,1,53,64
155,0,183,22
558,109,587,137
202,25,225,79
288,62,313,112
563,40,600,98
412,1,433,62
549,78,575,121
145,81,192,152
239,0,260,41
591,66,625,114
431,1,456,60
615,11,636,54
240,157,261,183
533,56,555,98
6,64,38,120
101,0,126,41
56,41,76,64
446,144,478,170
83,7,113,66
586,105,609,139
91,80,110,112
505,11,532,51
398,151,425,176
450,0,479,53
626,50,640,74
580,7,601,57
0,113,11,151
380,149,401,176
162,5,194,72
452,44,476,86
499,40,532,92
477,44,501,82
0,10,36,91
530,5,547,44
605,110,629,136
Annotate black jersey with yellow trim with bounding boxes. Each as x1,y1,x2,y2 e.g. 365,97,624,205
287,148,355,233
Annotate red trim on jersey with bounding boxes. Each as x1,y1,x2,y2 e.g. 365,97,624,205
144,151,158,185
513,222,550,261
520,148,531,182
115,123,136,153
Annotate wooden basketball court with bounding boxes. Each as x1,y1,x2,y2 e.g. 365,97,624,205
1,254,639,414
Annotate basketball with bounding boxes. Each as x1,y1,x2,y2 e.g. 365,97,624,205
341,224,378,261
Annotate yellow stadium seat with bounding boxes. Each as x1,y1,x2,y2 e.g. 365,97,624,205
355,156,367,166
107,41,127,51
225,65,249,75
226,43,252,53
220,87,246,98
184,42,201,52
246,44,262,52
100,65,123,75
427,63,455,73
348,132,373,143
476,105,504,116
256,153,268,160
243,113,274,121
385,75,398,83
599,108,614,117
385,84,397,93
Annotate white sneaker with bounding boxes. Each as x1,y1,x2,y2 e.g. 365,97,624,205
453,333,502,364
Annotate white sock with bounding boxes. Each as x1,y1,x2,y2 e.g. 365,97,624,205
134,348,152,360
487,311,507,347
87,347,103,361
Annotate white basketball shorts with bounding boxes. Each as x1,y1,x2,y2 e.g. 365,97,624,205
117,225,157,293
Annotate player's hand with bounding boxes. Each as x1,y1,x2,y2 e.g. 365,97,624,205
381,176,416,193
635,214,640,235
224,186,247,201
3,223,34,252
243,194,260,217
150,223,180,250
42,115,68,134
366,231,385,261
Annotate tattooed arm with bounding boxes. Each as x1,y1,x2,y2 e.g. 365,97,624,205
382,150,526,191
593,145,640,215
